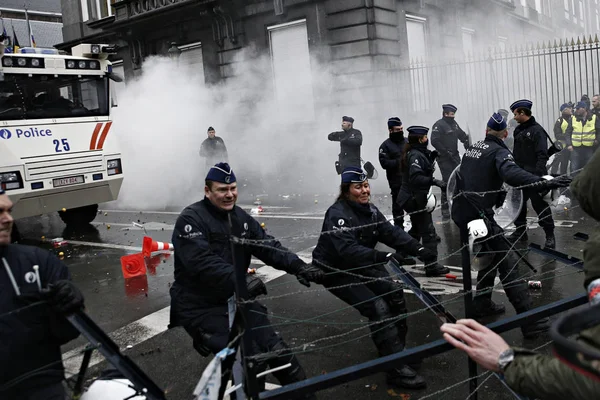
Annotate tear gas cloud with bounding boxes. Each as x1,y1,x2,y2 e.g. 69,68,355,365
111,47,392,210
111,18,593,210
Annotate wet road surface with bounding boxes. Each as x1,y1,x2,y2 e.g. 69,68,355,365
13,190,591,399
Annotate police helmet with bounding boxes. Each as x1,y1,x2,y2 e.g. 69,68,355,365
467,219,494,271
426,188,437,213
80,378,146,399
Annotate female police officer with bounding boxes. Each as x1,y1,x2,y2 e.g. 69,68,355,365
312,166,438,390
396,126,449,277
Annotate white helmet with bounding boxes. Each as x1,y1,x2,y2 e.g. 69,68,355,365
541,175,560,206
80,379,146,400
426,188,437,213
467,219,494,271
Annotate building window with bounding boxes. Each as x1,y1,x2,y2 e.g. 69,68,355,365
535,0,542,13
462,28,474,57
597,9,600,30
83,0,117,20
579,0,584,27
267,20,314,121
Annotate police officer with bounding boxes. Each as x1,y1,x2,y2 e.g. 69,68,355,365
396,126,449,277
551,103,573,175
566,101,600,174
328,116,363,174
169,163,324,394
0,189,85,400
199,126,228,171
312,166,439,390
379,117,406,227
451,113,570,336
431,104,470,220
507,99,556,248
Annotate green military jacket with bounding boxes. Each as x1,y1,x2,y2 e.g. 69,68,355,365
503,147,600,399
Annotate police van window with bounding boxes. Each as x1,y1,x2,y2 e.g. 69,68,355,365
0,74,109,120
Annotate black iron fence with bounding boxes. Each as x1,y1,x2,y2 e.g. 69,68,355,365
377,35,600,137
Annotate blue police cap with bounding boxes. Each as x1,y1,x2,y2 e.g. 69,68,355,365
576,101,588,109
560,103,571,112
487,112,507,131
407,126,429,137
341,166,367,184
388,117,402,128
208,126,215,132
342,116,354,123
442,104,457,113
510,99,533,112
206,162,236,184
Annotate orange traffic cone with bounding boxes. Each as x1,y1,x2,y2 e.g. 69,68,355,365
145,252,172,275
142,236,174,258
121,253,147,279
125,275,148,298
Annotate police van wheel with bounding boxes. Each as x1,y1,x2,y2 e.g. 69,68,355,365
58,204,99,227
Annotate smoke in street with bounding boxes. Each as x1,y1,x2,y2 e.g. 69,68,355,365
111,49,391,210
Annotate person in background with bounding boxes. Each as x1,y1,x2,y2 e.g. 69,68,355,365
379,117,407,228
199,126,228,170
328,116,363,174
551,103,573,175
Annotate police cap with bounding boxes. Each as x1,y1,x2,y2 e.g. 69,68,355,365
341,166,367,184
387,117,402,128
510,99,533,112
342,116,354,123
442,104,457,113
206,162,236,184
487,112,507,131
407,126,429,137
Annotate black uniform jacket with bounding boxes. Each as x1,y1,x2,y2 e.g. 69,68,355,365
328,128,363,167
169,198,304,326
512,117,549,176
199,136,228,164
431,117,469,163
0,244,79,396
451,135,542,226
379,135,406,189
312,199,421,272
396,145,435,211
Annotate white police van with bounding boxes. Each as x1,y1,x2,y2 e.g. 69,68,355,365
0,43,124,231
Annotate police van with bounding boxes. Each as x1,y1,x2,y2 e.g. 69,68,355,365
0,43,124,232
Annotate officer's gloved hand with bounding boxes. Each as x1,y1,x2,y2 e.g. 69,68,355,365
388,253,417,266
47,280,84,315
432,179,447,190
417,247,436,265
246,275,267,299
541,175,572,190
16,290,47,306
430,150,439,162
296,263,325,287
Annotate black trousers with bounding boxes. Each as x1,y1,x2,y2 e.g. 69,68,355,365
404,198,438,256
390,186,404,229
550,149,571,175
438,158,459,214
514,188,555,233
183,301,307,386
472,219,532,312
321,264,408,357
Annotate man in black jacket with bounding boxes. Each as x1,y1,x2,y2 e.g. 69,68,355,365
0,189,84,400
199,126,228,171
328,116,363,174
507,99,556,248
452,113,570,333
379,117,406,227
430,104,470,220
169,163,324,394
551,103,573,175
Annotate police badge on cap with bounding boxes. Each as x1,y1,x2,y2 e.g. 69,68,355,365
206,162,237,184
341,166,367,183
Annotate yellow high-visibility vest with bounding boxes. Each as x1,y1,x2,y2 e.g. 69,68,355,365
571,114,596,147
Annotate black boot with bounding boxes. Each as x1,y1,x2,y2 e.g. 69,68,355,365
507,228,528,242
472,298,506,319
386,365,427,390
521,317,550,339
544,233,556,249
425,263,450,277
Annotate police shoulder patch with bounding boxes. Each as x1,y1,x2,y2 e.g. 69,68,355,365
337,219,345,226
379,148,384,153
